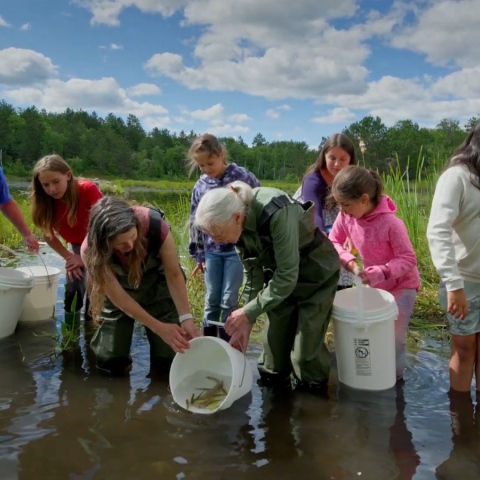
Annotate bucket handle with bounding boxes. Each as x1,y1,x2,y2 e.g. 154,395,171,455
0,243,53,288
206,320,248,388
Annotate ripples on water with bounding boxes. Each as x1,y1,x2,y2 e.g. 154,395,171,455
1,250,479,479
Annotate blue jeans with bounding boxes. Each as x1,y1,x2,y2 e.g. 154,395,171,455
203,251,244,326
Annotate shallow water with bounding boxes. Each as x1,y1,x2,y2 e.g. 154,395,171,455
1,250,479,479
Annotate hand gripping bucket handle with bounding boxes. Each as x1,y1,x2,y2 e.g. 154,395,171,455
0,244,53,288
207,320,248,388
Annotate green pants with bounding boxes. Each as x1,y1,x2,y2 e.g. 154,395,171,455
90,263,179,376
258,240,340,384
90,304,178,376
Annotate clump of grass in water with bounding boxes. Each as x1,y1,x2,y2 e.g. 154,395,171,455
36,292,81,355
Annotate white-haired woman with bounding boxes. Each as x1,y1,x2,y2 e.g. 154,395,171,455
195,181,340,394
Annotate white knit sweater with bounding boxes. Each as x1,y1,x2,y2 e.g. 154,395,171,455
427,165,480,291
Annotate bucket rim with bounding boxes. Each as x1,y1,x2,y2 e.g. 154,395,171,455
0,267,34,288
170,336,250,414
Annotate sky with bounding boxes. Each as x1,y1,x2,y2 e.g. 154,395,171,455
0,0,479,148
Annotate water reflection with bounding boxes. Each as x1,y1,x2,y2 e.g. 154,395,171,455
2,323,480,479
2,214,480,478
435,391,480,479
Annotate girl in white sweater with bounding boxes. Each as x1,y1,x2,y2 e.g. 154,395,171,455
427,123,480,395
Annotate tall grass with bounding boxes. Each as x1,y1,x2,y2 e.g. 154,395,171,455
2,164,446,325
382,152,444,324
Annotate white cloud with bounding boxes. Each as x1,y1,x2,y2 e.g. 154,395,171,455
319,73,480,127
266,109,280,119
20,23,31,31
228,113,251,123
312,107,356,124
4,77,168,118
189,103,224,125
432,66,480,99
73,0,188,26
142,0,375,100
391,0,480,68
266,104,293,119
127,83,161,96
0,15,11,27
0,48,57,86
99,43,124,50
180,103,251,136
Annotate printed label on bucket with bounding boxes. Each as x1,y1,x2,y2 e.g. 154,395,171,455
354,338,372,376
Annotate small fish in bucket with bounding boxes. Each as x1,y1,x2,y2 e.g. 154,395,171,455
169,336,253,415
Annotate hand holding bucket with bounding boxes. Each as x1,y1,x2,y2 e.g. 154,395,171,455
169,336,253,415
224,308,252,353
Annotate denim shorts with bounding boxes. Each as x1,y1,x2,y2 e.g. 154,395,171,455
439,281,480,336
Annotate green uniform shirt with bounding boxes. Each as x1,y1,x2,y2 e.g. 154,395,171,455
236,187,320,322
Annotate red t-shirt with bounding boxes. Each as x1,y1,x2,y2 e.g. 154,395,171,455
54,180,102,244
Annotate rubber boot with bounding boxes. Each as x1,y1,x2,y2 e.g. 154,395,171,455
64,311,81,330
202,324,218,337
218,326,231,343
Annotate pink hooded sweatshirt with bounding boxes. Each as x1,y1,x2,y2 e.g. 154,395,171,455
329,195,420,292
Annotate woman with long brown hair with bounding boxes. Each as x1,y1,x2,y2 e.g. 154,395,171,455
81,196,200,377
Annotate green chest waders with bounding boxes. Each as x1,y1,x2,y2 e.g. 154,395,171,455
90,209,180,376
240,195,340,389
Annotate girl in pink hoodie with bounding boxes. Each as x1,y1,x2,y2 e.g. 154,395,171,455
329,166,420,379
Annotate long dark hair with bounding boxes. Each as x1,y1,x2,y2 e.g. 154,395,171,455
302,133,357,180
302,133,357,208
445,122,480,189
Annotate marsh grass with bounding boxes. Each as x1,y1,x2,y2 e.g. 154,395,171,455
2,166,447,333
382,153,445,324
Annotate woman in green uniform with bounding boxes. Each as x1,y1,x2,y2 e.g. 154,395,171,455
81,196,200,376
195,181,340,393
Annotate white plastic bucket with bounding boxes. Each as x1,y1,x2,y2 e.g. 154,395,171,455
14,266,61,322
169,337,253,415
0,267,34,338
332,287,398,391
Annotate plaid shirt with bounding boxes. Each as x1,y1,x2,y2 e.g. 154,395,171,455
189,163,260,263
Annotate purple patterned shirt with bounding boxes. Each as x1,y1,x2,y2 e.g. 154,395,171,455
189,163,260,263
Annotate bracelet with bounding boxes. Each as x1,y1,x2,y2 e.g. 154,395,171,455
179,313,194,323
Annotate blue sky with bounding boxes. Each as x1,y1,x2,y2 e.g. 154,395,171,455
1,0,479,148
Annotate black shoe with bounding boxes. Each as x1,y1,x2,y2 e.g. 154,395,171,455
292,378,328,396
258,371,292,389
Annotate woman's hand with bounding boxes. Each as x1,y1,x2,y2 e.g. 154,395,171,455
66,266,84,282
225,308,253,353
152,322,190,354
24,234,40,254
181,318,201,340
447,289,468,320
66,253,84,271
191,262,205,278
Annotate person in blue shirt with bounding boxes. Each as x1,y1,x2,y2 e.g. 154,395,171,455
0,167,39,253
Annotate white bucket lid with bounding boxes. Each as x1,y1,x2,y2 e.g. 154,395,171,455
0,267,34,289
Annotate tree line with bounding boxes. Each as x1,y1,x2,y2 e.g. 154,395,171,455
0,99,477,181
